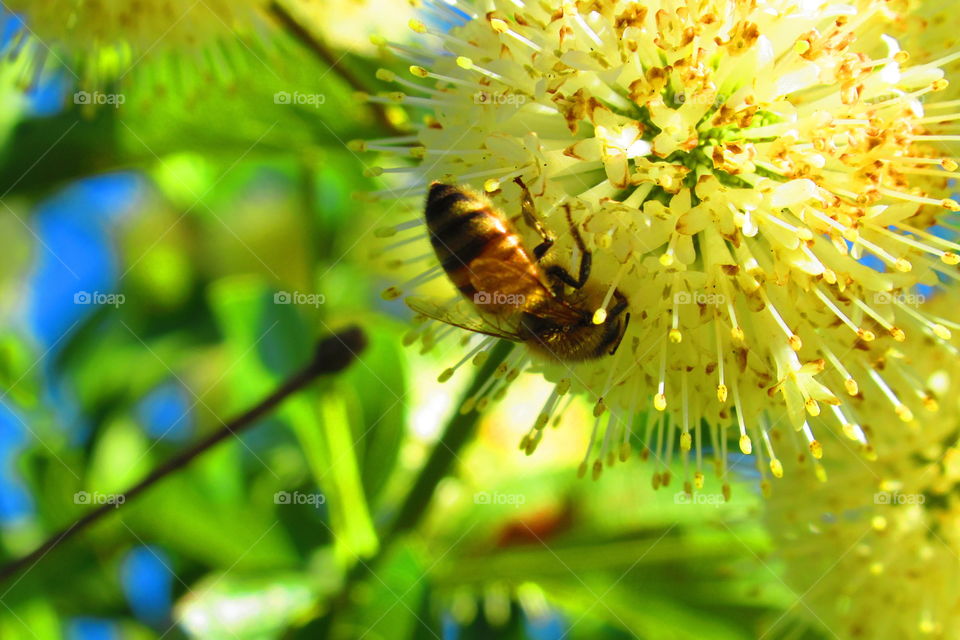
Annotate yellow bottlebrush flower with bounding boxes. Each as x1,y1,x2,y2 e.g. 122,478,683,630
6,0,268,86
361,0,960,494
765,316,960,639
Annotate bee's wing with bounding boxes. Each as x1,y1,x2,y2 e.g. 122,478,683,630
469,258,585,324
405,296,524,341
467,257,551,308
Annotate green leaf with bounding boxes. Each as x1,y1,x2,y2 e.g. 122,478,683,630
339,321,407,505
300,391,377,563
87,417,151,493
208,276,378,563
0,598,61,640
337,543,429,640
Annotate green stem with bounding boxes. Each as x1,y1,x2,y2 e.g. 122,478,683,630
384,339,514,541
304,339,514,639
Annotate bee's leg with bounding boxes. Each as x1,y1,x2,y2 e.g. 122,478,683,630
609,312,630,355
606,290,629,318
513,177,554,260
606,290,630,355
544,203,592,289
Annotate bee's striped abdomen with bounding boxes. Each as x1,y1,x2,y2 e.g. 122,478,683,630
425,182,535,299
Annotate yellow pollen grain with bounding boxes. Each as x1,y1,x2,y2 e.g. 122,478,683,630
654,393,667,411
592,308,608,325
739,434,752,455
770,459,783,478
941,252,960,265
438,368,454,383
593,398,607,417
789,334,803,351
694,471,704,489
894,258,912,273
895,404,914,422
841,423,859,440
408,19,427,33
717,384,728,403
668,328,682,343
809,440,823,459
844,378,859,395
680,432,691,451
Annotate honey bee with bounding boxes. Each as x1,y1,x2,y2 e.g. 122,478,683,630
407,178,630,361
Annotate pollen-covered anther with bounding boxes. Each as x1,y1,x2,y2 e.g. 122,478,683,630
653,393,667,411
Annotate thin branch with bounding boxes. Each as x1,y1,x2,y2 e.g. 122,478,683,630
267,0,405,136
0,326,367,584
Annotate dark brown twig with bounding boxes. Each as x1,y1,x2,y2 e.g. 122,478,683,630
0,326,367,584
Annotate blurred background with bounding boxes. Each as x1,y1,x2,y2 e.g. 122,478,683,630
0,3,825,639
